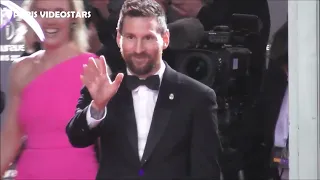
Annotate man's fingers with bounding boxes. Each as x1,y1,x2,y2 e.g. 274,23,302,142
95,56,104,74
98,55,108,75
87,58,101,78
110,73,124,93
80,74,92,87
80,74,86,85
85,59,100,77
98,56,112,84
88,57,99,72
112,73,124,87
83,64,94,80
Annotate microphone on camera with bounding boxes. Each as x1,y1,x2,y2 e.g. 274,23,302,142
167,18,205,50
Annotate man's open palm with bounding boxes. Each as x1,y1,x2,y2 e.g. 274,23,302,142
80,56,124,109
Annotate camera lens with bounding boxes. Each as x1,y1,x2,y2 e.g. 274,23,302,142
175,51,217,87
185,57,208,81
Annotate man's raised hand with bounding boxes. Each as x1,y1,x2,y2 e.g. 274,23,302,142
80,56,124,110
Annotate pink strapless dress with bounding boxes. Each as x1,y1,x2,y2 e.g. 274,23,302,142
16,53,98,179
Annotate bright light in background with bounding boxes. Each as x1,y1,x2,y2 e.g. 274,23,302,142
0,0,45,42
0,5,14,29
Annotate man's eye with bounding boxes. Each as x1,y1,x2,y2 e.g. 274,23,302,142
145,36,154,40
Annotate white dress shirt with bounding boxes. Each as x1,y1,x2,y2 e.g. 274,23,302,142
86,60,166,159
274,87,289,147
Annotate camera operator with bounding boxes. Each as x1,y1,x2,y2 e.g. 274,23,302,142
255,20,288,180
234,20,288,180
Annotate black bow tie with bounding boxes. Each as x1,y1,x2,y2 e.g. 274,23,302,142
126,75,160,90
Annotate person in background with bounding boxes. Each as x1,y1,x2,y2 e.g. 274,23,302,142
258,20,289,180
83,0,103,54
86,15,103,53
0,0,100,179
237,20,288,180
86,0,127,74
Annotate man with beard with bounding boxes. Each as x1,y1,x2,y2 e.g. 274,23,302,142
66,0,222,179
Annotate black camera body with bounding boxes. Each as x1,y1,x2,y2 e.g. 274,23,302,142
164,13,262,180
166,14,260,139
173,45,251,96
170,14,259,96
166,14,261,179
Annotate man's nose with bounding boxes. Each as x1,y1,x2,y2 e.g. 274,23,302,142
134,39,145,54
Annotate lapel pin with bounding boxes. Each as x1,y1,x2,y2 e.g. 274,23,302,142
169,93,174,100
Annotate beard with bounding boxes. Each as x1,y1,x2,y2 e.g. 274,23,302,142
124,52,156,76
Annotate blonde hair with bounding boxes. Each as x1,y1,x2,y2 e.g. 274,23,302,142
21,0,89,52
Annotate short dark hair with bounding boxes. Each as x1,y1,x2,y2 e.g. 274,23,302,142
117,0,167,35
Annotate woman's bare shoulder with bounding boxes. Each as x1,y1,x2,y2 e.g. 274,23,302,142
9,50,45,89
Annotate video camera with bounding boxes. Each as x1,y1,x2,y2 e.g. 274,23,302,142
169,14,259,91
166,13,260,129
164,14,261,180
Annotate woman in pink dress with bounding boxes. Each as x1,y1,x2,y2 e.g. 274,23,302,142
0,0,99,179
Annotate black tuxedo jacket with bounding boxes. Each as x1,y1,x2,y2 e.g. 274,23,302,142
66,64,222,179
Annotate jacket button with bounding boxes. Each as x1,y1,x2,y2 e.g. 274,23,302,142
139,169,144,176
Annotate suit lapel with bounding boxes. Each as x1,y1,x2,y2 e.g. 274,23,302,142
141,64,180,164
116,76,140,161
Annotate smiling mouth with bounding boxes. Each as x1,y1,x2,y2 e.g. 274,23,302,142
44,28,58,36
133,57,149,63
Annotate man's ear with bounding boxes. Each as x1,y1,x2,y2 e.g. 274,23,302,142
162,29,170,50
116,28,121,48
